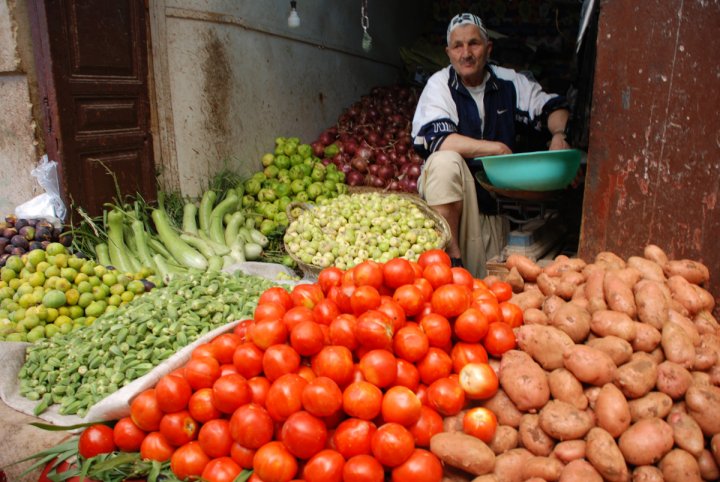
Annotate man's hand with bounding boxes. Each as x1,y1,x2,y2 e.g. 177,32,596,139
490,141,512,156
549,133,570,151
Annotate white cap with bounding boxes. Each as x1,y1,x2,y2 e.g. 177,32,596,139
447,13,488,45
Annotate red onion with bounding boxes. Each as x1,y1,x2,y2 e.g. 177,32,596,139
376,152,390,165
318,131,333,145
406,163,422,180
312,142,325,157
347,170,365,186
351,156,369,173
356,146,373,161
378,164,395,180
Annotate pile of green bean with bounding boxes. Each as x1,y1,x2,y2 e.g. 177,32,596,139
18,270,280,418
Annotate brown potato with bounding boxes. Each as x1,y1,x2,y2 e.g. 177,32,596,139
663,259,710,285
467,475,495,482
667,275,714,316
560,459,602,482
643,244,669,266
603,272,637,318
627,255,666,282
685,385,720,435
443,465,474,482
591,310,637,341
693,344,717,371
430,432,495,476
709,364,720,387
697,449,720,481
647,346,665,365
549,368,588,410
550,302,591,343
633,279,670,329
691,371,712,387
585,427,630,482
499,350,550,412
659,449,702,482
492,448,533,482
515,324,575,370
584,267,608,314
523,308,549,325
613,267,643,288
488,425,518,455
521,456,565,481
538,400,595,441
656,361,693,399
632,322,662,353
519,414,554,456
443,409,467,433
505,266,525,293
537,272,559,297
584,386,602,409
694,310,720,336
563,345,617,386
668,309,702,346
627,392,673,421
571,283,589,309
618,418,674,466
510,288,546,311
551,440,586,464
667,410,705,457
595,251,626,270
505,253,542,282
614,354,658,399
555,271,586,300
544,256,586,277
586,335,634,366
481,389,523,428
662,321,696,369
712,434,720,466
542,294,566,319
595,383,631,438
632,465,665,482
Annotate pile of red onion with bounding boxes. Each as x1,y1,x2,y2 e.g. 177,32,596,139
312,84,425,193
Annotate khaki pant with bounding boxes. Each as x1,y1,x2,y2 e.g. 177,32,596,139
418,151,508,278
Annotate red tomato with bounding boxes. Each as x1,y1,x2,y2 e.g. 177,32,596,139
233,342,264,379
370,423,415,467
259,286,294,310
489,281,513,302
329,283,355,314
198,419,233,458
413,278,434,304
283,305,315,331
253,441,298,482
416,347,453,385
192,343,218,360
291,283,324,309
450,267,475,288
78,424,116,459
318,267,344,294
229,403,274,449
289,320,324,356
170,441,210,480
458,362,498,400
159,410,198,447
463,407,498,443
450,342,488,373
302,376,343,417
342,381,383,421
140,431,174,462
355,310,394,350
418,313,452,348
417,249,451,269
430,284,471,318
251,318,288,349
254,301,287,323
298,365,317,382
353,260,384,289
313,298,341,325
426,377,466,416
394,359,420,392
393,325,429,362
392,284,424,316
391,448,443,482
281,410,328,459
499,301,524,328
201,456,242,482
220,364,238,376
350,285,382,315
453,307,489,343
130,389,163,432
311,345,355,387
230,442,256,469
422,263,453,289
263,344,301,381
302,449,345,482
343,454,384,482
332,418,377,459
212,373,251,414
265,373,308,421
382,258,416,289
188,387,221,423
113,417,146,452
184,356,221,390
408,407,443,447
359,349,397,388
377,299,406,333
211,332,242,364
233,319,254,342
248,376,271,406
328,314,358,350
381,386,422,426
484,322,516,357
37,459,71,482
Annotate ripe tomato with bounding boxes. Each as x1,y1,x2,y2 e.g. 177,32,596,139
499,301,524,328
201,457,242,482
359,349,397,388
192,343,218,360
253,441,298,482
159,410,199,447
349,285,381,314
188,387,221,423
418,313,452,348
298,365,317,382
211,333,242,364
451,342,488,373
394,359,420,392
212,373,251,414
342,381,383,421
463,407,498,443
220,364,238,376
113,417,146,452
313,298,341,325
408,407,443,447
302,376,343,417
130,389,163,432
170,441,210,480
392,284,424,316
283,305,315,330
370,423,415,467
302,449,345,482
251,318,288,349
311,345,354,387
353,260,384,289
329,283,355,314
78,424,116,459
281,410,328,459
140,431,174,462
37,458,71,482
376,299,406,334
484,322,516,357
458,362,499,400
355,310,394,350
417,249,451,269
318,267,344,294
184,356,221,390
287,321,323,357
198,419,233,458
413,278,434,304
453,307,489,343
393,325,429,362
422,263,453,289
332,418,377,458
381,386,422,426
233,319,254,342
233,342,264,379
259,286,294,310
426,377,466,416
391,448,443,482
248,375,271,406
254,301,287,323
430,284,470,318
329,314,358,350
343,454,384,482
489,281,513,302
265,373,308,421
230,442,256,469
450,267,475,289
383,258,416,289
291,283,324,309
229,403,274,449
263,344,301,381
416,347,453,385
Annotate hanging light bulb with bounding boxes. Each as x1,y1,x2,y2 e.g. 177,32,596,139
288,1,300,28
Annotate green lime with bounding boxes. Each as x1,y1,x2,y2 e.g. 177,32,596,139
42,289,67,309
45,242,67,256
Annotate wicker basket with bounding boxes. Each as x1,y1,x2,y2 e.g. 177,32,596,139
284,190,451,278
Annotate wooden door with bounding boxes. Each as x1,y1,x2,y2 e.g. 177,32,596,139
29,0,156,217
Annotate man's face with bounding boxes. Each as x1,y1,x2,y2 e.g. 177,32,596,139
446,24,492,87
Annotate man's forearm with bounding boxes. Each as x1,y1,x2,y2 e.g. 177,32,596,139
548,109,570,137
438,133,511,158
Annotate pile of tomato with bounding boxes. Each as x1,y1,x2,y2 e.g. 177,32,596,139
74,250,522,482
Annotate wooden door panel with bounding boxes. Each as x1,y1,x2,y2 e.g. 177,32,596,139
80,150,145,210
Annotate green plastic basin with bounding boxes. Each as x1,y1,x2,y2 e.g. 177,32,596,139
476,149,582,191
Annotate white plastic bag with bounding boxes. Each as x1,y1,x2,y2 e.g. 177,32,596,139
15,155,67,224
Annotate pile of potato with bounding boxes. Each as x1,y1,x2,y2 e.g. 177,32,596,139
431,245,719,481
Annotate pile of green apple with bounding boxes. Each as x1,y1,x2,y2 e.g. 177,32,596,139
241,137,348,237
0,243,154,343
